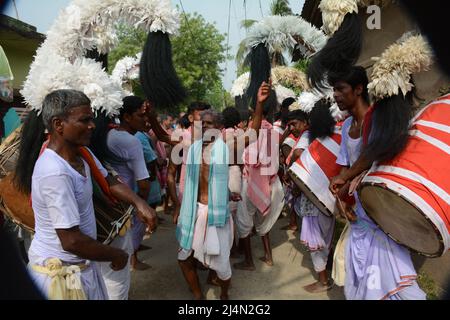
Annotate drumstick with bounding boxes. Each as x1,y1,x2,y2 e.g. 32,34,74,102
335,195,349,223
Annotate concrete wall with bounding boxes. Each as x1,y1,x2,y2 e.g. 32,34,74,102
1,44,34,90
0,27,42,91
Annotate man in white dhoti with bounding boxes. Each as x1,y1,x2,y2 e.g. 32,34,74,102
101,96,157,299
232,82,284,270
329,67,425,300
18,90,156,300
175,110,239,300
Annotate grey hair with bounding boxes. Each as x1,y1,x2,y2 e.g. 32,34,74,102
41,89,91,131
201,109,224,127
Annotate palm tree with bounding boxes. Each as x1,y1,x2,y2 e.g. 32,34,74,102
270,0,293,16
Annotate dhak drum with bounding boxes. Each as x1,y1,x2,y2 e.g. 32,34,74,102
288,126,343,216
359,95,450,257
0,174,35,233
91,165,133,244
0,172,132,244
0,126,21,178
283,133,297,149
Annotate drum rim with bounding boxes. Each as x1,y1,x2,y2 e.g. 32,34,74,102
0,127,21,177
287,168,334,216
0,197,35,234
358,181,445,258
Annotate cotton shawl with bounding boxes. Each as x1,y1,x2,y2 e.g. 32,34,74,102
176,139,229,250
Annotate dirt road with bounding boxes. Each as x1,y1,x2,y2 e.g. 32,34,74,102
129,212,344,300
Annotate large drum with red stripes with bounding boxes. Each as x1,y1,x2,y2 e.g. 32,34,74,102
283,133,297,150
288,127,342,216
359,95,450,257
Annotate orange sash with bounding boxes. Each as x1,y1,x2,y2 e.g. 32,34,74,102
34,141,117,205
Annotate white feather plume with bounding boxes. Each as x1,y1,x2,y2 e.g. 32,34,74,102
298,89,347,121
274,85,296,104
21,0,179,116
230,66,308,99
319,0,358,35
111,53,141,86
367,33,433,100
242,15,327,58
230,72,250,98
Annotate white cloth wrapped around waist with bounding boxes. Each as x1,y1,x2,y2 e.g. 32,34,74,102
31,257,87,300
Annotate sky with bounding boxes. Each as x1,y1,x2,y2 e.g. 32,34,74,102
3,0,305,90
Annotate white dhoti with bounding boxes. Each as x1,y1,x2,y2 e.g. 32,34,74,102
27,251,108,300
99,229,133,300
178,203,233,281
236,177,285,238
228,165,242,215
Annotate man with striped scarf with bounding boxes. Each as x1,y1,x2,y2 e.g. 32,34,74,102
174,109,241,300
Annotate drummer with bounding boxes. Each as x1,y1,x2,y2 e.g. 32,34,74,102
19,90,156,300
101,95,157,299
279,108,309,232
328,67,425,300
296,100,336,293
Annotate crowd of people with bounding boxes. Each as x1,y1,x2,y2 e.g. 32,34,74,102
2,63,445,300
0,0,449,302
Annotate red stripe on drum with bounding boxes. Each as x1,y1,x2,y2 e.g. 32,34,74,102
436,94,450,101
412,124,450,146
362,175,450,254
382,136,450,194
295,155,308,172
411,97,450,123
308,135,342,180
413,103,450,127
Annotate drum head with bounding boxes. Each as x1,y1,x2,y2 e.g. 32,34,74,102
0,174,35,233
288,170,333,216
360,183,443,257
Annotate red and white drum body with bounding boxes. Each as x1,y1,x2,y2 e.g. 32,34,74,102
283,133,297,149
360,95,450,257
289,127,342,216
273,120,285,135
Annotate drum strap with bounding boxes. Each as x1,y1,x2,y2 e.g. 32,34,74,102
78,147,118,205
32,258,87,300
362,105,374,146
34,143,118,206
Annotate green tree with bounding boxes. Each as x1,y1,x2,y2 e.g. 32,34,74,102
107,12,230,112
108,24,146,74
204,81,235,111
270,0,293,16
172,12,230,105
293,58,310,73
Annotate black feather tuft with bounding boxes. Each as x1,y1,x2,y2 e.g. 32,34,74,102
140,31,186,109
13,111,46,194
307,13,363,92
245,43,271,108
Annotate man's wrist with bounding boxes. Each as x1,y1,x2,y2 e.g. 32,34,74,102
134,197,146,208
